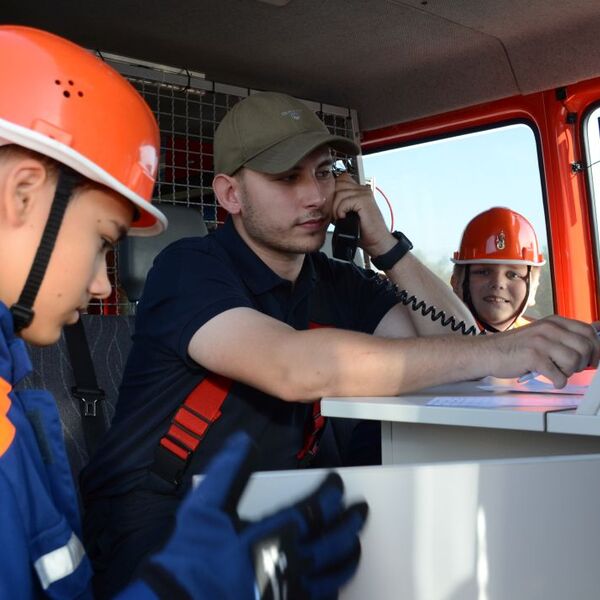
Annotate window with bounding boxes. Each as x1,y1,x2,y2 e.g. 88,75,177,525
362,123,553,319
584,104,600,281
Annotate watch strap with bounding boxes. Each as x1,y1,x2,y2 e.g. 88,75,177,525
371,231,413,270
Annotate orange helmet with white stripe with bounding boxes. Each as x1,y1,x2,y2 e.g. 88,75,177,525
0,26,168,331
0,25,166,235
452,207,545,267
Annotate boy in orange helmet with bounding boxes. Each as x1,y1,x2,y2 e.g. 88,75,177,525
0,26,367,599
451,207,545,332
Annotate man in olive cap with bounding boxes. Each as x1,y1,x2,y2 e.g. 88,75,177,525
82,91,600,591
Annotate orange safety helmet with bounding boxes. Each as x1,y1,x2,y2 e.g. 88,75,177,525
0,25,166,235
452,207,545,266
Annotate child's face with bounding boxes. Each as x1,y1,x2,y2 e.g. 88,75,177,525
22,186,134,345
468,263,529,331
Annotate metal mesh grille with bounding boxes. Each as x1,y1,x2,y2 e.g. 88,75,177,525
87,56,359,314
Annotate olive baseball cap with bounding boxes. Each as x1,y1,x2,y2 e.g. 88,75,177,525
214,92,360,175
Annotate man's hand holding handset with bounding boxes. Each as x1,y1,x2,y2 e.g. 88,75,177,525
332,171,397,261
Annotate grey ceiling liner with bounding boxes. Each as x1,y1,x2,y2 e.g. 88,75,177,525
4,0,600,131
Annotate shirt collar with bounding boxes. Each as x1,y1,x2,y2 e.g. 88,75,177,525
215,218,317,296
0,301,32,385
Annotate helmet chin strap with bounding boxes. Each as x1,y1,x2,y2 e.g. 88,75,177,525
10,166,80,332
462,265,531,333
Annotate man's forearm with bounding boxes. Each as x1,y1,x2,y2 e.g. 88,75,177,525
192,307,484,402
283,328,488,400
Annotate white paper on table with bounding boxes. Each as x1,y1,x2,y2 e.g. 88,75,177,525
427,395,580,408
477,379,588,395
476,371,595,396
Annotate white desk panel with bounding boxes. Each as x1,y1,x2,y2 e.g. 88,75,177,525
322,394,550,431
239,454,600,600
547,409,600,436
379,420,600,464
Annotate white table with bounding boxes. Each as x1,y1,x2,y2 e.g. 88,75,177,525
240,374,600,599
321,376,600,464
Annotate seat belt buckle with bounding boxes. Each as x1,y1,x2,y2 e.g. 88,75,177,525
71,386,105,417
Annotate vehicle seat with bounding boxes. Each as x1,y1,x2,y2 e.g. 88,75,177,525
119,204,208,302
17,204,209,481
18,314,135,480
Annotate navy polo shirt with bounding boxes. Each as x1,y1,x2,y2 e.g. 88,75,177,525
80,219,399,500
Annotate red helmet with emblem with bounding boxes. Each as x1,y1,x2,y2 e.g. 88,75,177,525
452,207,545,266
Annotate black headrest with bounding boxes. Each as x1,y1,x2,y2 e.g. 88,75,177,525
118,204,208,302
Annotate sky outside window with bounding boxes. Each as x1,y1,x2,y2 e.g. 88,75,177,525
362,124,552,317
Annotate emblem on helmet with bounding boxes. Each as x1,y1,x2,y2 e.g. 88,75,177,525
496,231,506,250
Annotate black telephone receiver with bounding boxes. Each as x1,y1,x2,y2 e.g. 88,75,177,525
331,161,360,262
332,211,360,262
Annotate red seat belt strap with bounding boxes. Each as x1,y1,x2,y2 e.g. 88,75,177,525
297,400,325,464
154,374,232,483
297,321,331,465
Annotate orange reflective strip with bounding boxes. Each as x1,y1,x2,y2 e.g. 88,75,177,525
0,378,16,457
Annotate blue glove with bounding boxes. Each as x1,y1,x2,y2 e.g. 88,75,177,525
140,431,368,600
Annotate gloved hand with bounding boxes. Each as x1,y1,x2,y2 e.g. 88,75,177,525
140,431,368,600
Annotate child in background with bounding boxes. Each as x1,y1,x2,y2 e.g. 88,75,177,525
451,207,545,332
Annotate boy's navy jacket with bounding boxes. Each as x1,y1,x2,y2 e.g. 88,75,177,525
0,302,164,599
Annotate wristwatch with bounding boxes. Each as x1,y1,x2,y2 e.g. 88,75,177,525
371,231,413,270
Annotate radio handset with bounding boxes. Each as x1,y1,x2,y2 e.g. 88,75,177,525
332,211,360,262
331,162,360,262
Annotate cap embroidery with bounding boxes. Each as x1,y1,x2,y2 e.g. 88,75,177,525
280,109,302,121
496,231,506,250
